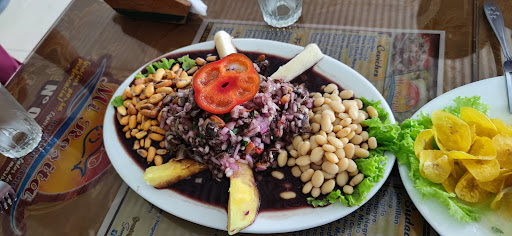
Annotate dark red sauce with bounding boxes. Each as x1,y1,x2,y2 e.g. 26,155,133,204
115,49,339,212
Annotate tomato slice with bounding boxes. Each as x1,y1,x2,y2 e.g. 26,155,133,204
193,53,261,114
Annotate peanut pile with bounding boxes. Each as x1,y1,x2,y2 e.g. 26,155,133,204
116,56,215,165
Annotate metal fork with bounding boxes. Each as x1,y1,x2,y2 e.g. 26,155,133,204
0,181,16,213
484,1,512,112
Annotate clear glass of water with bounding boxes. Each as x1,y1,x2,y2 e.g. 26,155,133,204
0,84,42,158
258,0,302,28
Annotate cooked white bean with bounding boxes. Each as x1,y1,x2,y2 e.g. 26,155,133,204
336,127,351,138
298,141,311,156
321,179,336,194
351,135,363,145
299,164,311,172
338,112,350,119
325,152,339,163
329,100,345,113
337,157,349,172
311,170,324,187
333,125,343,133
272,171,285,180
368,137,378,149
346,131,356,140
296,155,311,166
277,151,288,167
340,118,352,127
355,99,363,109
313,92,322,99
300,169,315,182
280,191,297,199
327,137,343,148
343,185,354,194
322,144,336,152
340,137,349,146
321,116,333,132
318,131,327,139
324,83,337,93
360,131,369,141
311,187,321,198
291,166,302,177
348,105,359,120
344,143,355,159
330,93,341,102
347,159,358,172
310,136,318,150
322,110,336,122
321,104,331,112
343,100,357,108
314,97,325,107
311,123,321,133
350,173,365,186
310,147,324,163
302,181,313,194
367,106,378,118
287,157,296,166
323,97,332,104
360,143,369,150
314,114,322,124
349,170,359,176
328,132,336,138
315,135,328,145
354,148,370,158
292,136,303,150
336,171,349,186
322,161,339,175
355,124,363,134
335,148,346,160
289,149,299,158
340,89,353,99
286,145,294,152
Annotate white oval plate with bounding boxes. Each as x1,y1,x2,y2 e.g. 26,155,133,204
399,76,512,235
103,39,396,234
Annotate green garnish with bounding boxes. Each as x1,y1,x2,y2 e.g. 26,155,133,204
178,55,196,71
111,96,124,108
492,226,504,234
250,110,256,118
242,141,249,147
153,58,176,70
232,128,239,134
443,96,490,116
146,64,156,74
135,72,145,79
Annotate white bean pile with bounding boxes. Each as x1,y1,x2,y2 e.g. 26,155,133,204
278,84,379,198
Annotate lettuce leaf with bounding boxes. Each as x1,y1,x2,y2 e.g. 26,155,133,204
178,55,196,71
110,96,124,108
443,96,490,116
395,96,487,222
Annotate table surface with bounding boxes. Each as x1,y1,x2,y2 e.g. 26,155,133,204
2,0,512,235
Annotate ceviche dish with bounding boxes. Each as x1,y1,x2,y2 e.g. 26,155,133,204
109,31,397,234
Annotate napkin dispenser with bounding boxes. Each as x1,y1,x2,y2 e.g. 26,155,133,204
104,0,192,24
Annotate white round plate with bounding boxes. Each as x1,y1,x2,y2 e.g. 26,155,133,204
103,39,396,234
399,76,512,236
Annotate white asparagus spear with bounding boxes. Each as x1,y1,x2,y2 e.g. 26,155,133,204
214,30,238,58
270,43,324,82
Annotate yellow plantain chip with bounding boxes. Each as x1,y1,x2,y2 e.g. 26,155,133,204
442,170,462,194
470,124,477,146
432,126,448,152
414,129,434,157
419,150,452,183
447,151,494,160
455,172,490,203
431,110,471,152
491,118,512,137
459,159,500,182
491,184,510,210
468,136,496,160
460,107,498,138
477,170,512,193
492,134,512,169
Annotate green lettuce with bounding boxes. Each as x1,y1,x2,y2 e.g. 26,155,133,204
395,95,489,222
178,55,196,71
307,97,398,207
110,96,124,108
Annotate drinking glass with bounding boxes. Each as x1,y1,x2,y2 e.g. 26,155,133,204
258,0,302,28
0,84,42,158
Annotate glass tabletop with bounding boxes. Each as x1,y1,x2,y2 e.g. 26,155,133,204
1,0,511,235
